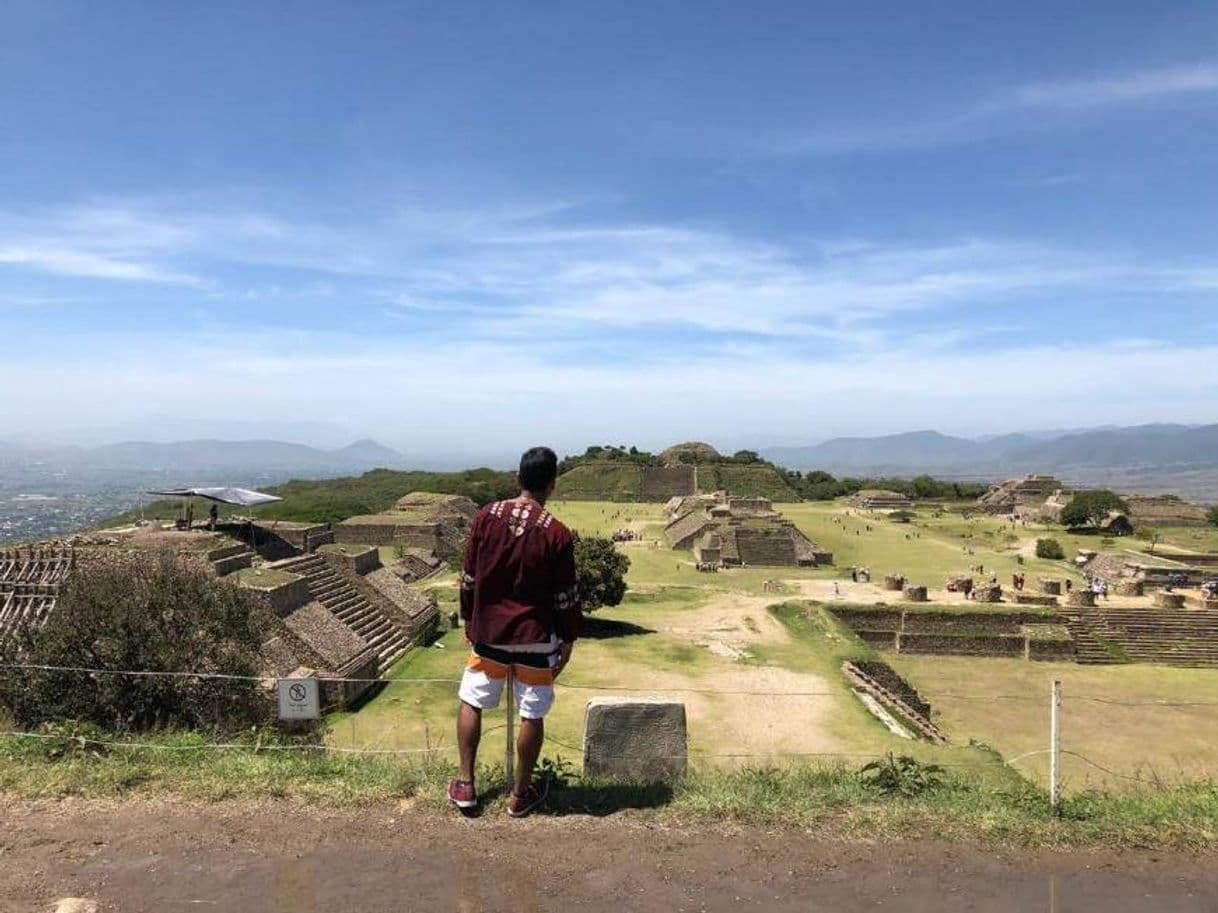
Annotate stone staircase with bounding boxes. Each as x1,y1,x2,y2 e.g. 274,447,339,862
208,543,254,577
273,554,414,671
1064,616,1119,665
1070,607,1218,668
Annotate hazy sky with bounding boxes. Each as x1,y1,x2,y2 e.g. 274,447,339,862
3,1,1217,456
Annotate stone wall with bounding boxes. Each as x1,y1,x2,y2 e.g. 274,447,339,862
319,544,382,576
732,527,797,566
238,573,311,618
640,465,697,502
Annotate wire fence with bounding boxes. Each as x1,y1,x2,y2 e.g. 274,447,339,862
0,660,1215,797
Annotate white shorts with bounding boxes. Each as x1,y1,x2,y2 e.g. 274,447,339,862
458,649,557,720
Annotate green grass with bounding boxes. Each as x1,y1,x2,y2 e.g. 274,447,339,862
1,731,1214,849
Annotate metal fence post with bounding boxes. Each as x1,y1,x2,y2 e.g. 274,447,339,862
1050,679,1062,816
504,667,516,787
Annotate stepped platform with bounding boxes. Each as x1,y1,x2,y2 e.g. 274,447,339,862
1070,606,1218,668
271,553,423,673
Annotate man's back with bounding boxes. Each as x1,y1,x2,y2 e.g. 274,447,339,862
460,498,581,647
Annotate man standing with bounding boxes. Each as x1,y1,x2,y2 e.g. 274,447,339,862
448,446,582,817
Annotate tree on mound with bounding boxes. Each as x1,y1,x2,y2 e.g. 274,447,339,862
573,535,630,612
0,552,271,733
1061,490,1130,528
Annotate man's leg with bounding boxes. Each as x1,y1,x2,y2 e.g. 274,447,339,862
457,700,482,784
513,717,544,797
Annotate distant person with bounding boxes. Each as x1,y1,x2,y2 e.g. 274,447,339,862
449,446,582,818
208,503,219,531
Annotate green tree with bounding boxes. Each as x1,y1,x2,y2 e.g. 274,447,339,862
573,535,630,612
1207,506,1218,528
0,552,270,733
1061,490,1130,528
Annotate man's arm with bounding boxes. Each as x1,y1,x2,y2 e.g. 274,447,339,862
552,534,583,674
458,513,480,631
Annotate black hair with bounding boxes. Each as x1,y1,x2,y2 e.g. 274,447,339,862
518,446,559,493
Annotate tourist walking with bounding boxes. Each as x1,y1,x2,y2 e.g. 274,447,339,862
449,446,582,817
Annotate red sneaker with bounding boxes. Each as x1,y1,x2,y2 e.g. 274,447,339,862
507,779,550,818
447,779,477,810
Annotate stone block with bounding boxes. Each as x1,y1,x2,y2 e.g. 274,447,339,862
1065,591,1096,608
883,574,906,591
1154,592,1186,609
1039,579,1062,595
583,698,687,781
1115,580,1144,597
903,585,928,602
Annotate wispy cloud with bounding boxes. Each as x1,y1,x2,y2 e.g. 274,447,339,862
764,61,1218,155
3,196,1217,349
1008,63,1218,110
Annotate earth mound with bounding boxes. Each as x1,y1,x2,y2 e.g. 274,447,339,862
660,442,721,466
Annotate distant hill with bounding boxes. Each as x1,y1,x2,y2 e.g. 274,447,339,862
554,454,799,502
764,424,1218,473
0,438,410,475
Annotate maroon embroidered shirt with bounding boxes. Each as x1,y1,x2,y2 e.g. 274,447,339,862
459,499,582,646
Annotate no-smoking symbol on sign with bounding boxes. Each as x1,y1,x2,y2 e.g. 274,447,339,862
278,678,319,720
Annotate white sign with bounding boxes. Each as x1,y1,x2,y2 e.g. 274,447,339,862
277,677,320,720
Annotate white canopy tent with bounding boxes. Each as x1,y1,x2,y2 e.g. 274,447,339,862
145,487,283,507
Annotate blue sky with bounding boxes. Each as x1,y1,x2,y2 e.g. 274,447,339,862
3,1,1217,459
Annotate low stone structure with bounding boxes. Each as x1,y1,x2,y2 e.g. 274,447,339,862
583,698,688,781
903,585,928,602
1115,580,1144,597
971,585,1003,603
978,474,1062,516
1155,592,1187,609
883,574,906,592
1066,590,1097,608
335,491,475,557
1040,579,1062,596
849,490,914,510
318,543,381,575
234,568,310,617
665,501,831,567
693,532,722,566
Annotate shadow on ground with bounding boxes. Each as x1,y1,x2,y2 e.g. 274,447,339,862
580,617,656,639
541,781,674,817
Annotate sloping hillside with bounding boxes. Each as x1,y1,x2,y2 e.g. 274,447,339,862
553,462,644,501
554,460,799,502
699,464,800,501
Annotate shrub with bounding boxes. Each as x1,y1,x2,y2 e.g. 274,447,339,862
1207,506,1218,528
858,753,946,796
573,535,630,612
1035,538,1066,560
0,552,272,733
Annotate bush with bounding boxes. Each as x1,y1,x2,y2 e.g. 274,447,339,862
1207,506,1218,528
573,535,630,612
858,753,946,797
0,552,272,734
1035,538,1066,560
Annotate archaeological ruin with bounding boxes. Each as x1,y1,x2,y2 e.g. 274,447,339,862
664,496,832,567
2,497,450,712
977,474,1063,516
335,491,477,556
848,489,914,510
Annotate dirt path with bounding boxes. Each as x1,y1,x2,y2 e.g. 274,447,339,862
656,593,842,756
3,799,1215,912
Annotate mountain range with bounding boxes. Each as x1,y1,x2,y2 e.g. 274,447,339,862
762,424,1218,474
0,438,409,475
